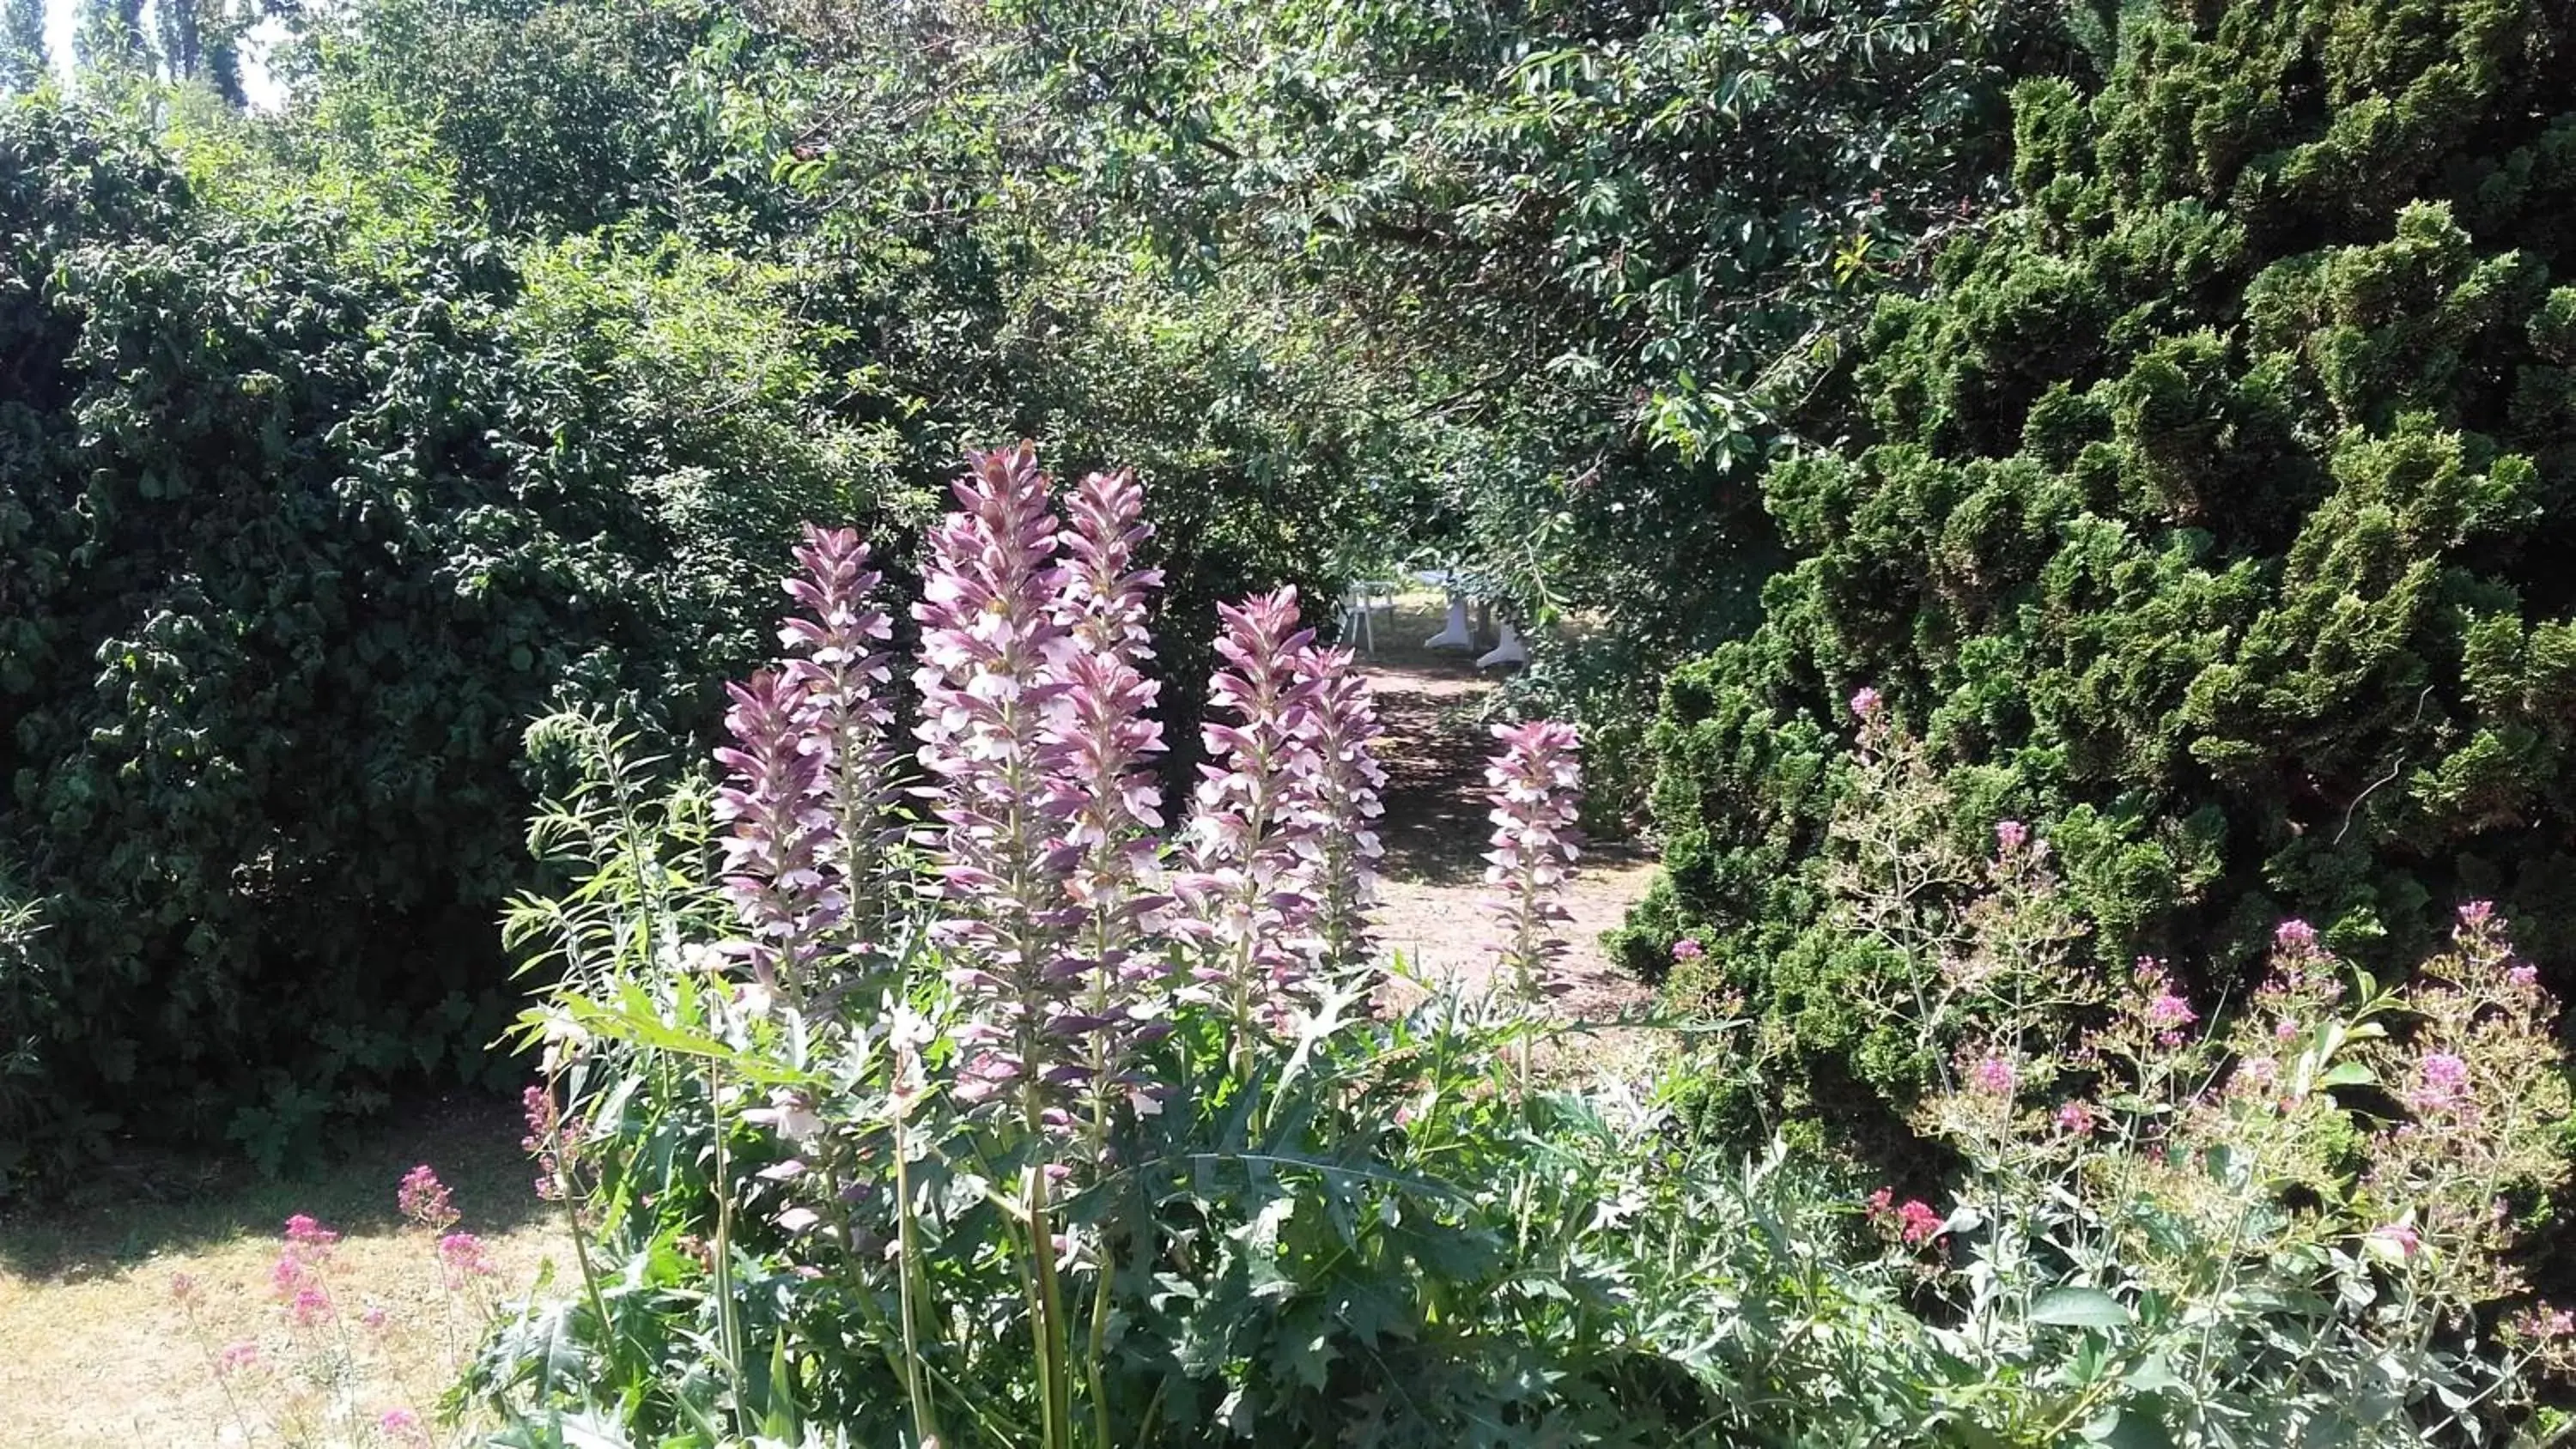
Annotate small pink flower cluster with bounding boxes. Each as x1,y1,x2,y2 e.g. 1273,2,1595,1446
2053,1100,2097,1137
1865,1186,1944,1246
1670,937,1704,963
437,1232,496,1285
272,1214,340,1328
1967,1052,2017,1098
522,1084,585,1201
2129,957,2196,1047
2409,1052,2471,1115
398,1163,458,1232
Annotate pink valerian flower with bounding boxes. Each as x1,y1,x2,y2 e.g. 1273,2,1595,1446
1174,587,1328,1052
780,523,902,953
522,1083,587,1201
1849,687,1881,724
1670,938,1705,962
1866,1187,1945,1246
283,1214,339,1252
437,1232,497,1284
1967,1052,2017,1098
2129,957,2196,1046
1994,819,2029,855
2410,1052,2471,1114
2274,919,2318,955
287,1286,332,1327
713,669,843,1003
1484,720,1584,999
913,445,1085,1113
2054,1100,2098,1137
216,1341,259,1376
361,1304,391,1332
1042,468,1172,1120
168,1271,203,1307
2145,989,2196,1032
398,1164,458,1232
1297,646,1388,973
2506,962,2540,990
2510,1305,2576,1343
379,1409,431,1447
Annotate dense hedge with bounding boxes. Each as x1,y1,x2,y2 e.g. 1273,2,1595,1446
0,104,880,1180
1616,0,2576,1137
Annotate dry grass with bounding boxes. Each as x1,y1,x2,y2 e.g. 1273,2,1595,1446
0,1094,573,1447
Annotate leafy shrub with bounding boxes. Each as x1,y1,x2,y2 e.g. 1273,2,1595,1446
1618,0,2576,1118
461,448,2567,1447
0,99,882,1183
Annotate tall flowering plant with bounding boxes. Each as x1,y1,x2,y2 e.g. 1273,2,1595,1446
1173,587,1327,1073
1485,720,1583,1000
1302,646,1387,971
781,523,902,955
495,445,1677,1449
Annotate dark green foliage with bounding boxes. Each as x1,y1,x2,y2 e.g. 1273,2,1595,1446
0,102,878,1183
1623,0,2576,1123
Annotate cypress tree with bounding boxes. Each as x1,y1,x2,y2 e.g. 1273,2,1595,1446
1624,0,2576,1133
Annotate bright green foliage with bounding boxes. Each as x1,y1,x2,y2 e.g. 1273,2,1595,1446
0,0,44,94
1622,0,2576,1127
0,100,887,1182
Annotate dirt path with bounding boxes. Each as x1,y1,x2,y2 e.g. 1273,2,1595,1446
1359,600,1656,1025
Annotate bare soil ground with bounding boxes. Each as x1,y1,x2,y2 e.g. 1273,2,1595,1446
1358,599,1656,1027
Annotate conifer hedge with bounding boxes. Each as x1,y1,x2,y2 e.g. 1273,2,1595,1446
1618,0,2576,1135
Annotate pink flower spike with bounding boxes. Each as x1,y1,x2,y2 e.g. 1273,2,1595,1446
2054,1100,2096,1137
1670,938,1704,962
2506,963,2539,989
2273,919,2318,953
1896,1199,1943,1246
216,1341,259,1376
283,1214,339,1251
1994,820,2028,853
287,1286,332,1327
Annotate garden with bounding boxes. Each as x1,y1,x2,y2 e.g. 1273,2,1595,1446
4,0,2576,1444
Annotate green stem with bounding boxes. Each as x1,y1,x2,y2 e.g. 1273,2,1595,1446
1024,1139,1073,1449
708,1060,747,1440
893,1100,941,1448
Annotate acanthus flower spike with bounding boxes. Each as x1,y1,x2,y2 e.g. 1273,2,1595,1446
781,523,902,956
1174,586,1326,1066
713,670,842,1006
911,444,1087,1117
1485,719,1583,1000
1299,645,1387,972
1045,468,1171,1127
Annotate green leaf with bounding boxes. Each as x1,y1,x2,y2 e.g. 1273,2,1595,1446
2030,1287,2133,1330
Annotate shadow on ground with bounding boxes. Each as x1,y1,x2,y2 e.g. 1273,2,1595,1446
1361,601,1508,888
